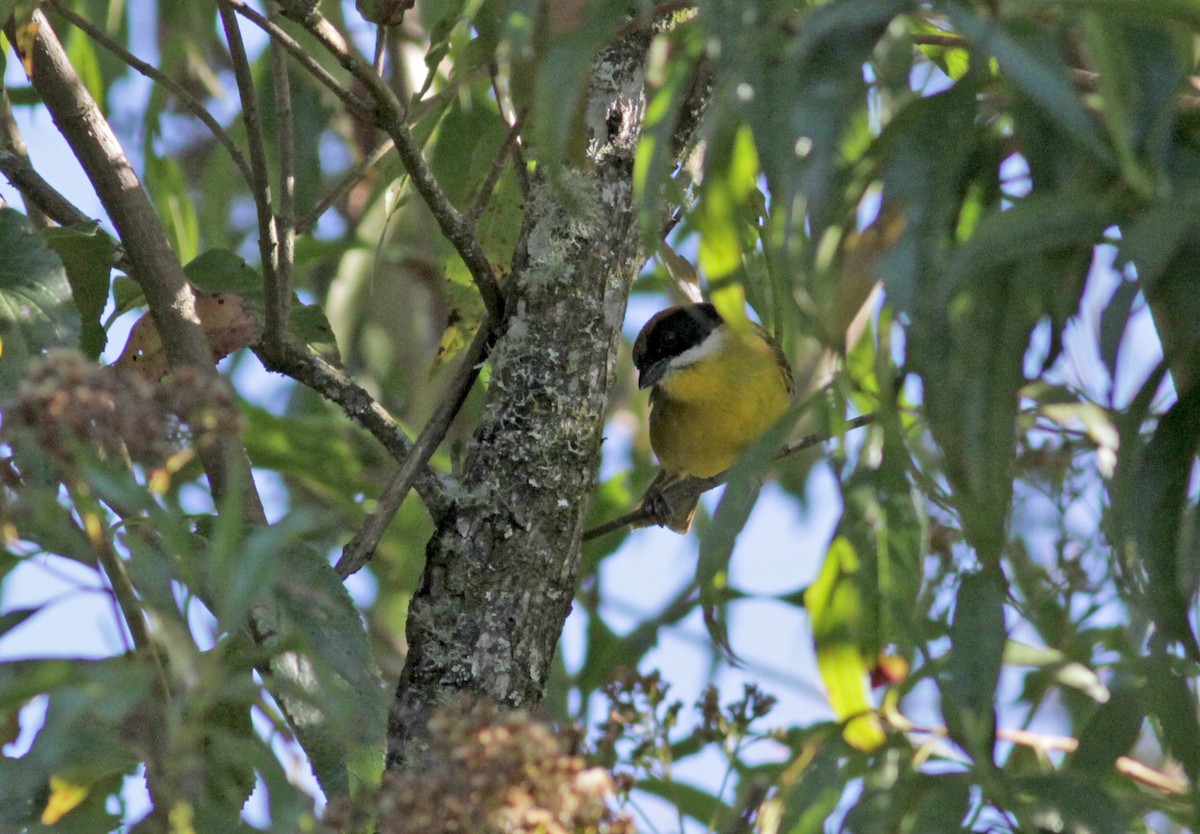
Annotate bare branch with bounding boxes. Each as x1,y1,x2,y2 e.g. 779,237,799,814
268,2,297,355
487,61,529,198
0,88,50,227
218,5,286,358
335,322,494,578
0,148,97,228
464,120,521,230
14,10,265,519
254,342,449,518
219,0,375,120
278,6,506,326
42,0,255,189
297,137,394,235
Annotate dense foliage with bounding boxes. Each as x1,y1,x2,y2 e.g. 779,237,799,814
0,0,1199,831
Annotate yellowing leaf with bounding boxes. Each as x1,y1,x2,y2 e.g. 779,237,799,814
41,775,89,825
806,537,885,751
169,801,196,834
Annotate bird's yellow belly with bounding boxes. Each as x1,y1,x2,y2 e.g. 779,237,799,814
649,361,790,478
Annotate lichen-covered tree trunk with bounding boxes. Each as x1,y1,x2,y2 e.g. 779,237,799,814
387,34,651,770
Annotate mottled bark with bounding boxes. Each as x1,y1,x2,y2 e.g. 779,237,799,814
387,33,651,769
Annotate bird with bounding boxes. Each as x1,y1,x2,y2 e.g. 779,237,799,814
632,302,793,532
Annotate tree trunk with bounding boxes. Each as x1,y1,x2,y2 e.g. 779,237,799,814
387,32,652,770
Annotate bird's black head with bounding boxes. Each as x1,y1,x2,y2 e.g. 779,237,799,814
632,303,724,389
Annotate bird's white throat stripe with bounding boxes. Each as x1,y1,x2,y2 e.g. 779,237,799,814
666,326,727,371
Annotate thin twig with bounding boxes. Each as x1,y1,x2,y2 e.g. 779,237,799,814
583,413,876,541
464,120,521,229
911,33,968,49
43,0,255,189
267,2,296,356
219,3,285,358
281,6,506,326
254,341,449,518
335,322,495,578
296,137,394,235
0,88,50,227
995,728,1188,795
219,0,375,121
0,148,102,227
488,60,529,197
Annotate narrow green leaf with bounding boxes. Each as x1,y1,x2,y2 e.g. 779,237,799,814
1003,641,1110,703
1099,279,1140,384
638,777,733,829
1011,773,1129,834
1145,654,1200,780
0,208,80,396
531,3,628,169
1082,15,1156,195
1071,688,1144,774
942,571,1005,761
265,543,388,799
1136,383,1200,657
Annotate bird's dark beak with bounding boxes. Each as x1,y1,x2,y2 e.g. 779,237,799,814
638,358,669,390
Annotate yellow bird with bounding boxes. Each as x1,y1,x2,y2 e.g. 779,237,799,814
633,303,793,531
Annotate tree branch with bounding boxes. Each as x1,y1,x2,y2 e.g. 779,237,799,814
0,88,50,227
387,27,655,771
218,0,374,120
276,5,506,327
335,322,494,578
14,10,264,519
254,341,449,518
0,148,98,228
218,5,287,357
42,0,255,189
297,137,393,235
266,1,296,357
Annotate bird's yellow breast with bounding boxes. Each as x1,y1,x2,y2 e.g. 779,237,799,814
649,329,791,479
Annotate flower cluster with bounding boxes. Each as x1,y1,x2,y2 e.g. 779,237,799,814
1,350,241,482
337,698,633,834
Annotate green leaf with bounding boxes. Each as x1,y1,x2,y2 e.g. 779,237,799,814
242,404,365,509
1135,383,1200,657
184,248,342,363
40,223,117,359
0,208,81,397
531,3,628,169
1002,641,1110,703
1011,773,1130,834
1099,279,1140,384
264,542,387,799
1145,654,1200,780
638,777,733,830
945,8,1112,165
1070,688,1144,774
0,606,38,639
941,570,1005,762
875,80,981,313
144,154,200,264
908,194,1112,563
634,23,705,244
